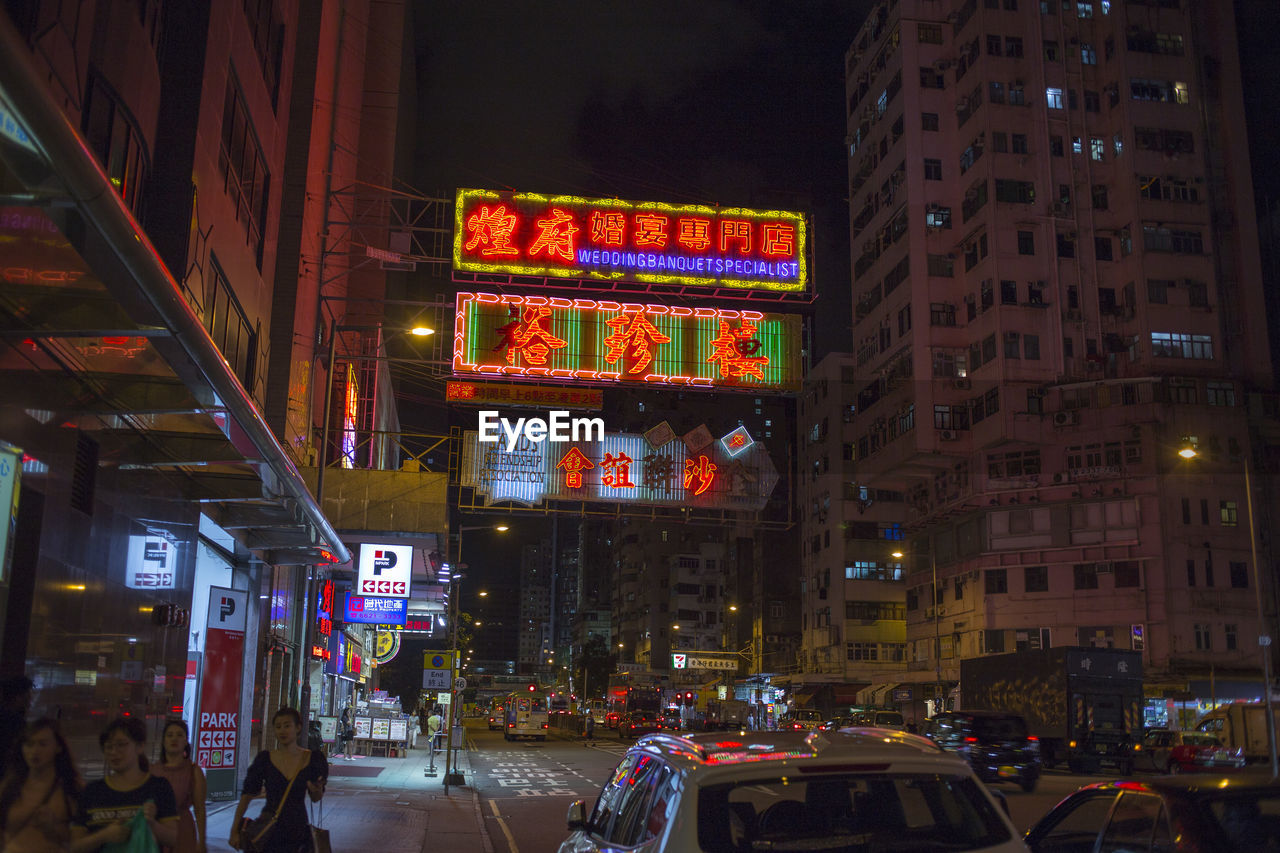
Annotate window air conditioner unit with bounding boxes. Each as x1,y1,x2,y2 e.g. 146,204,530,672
939,429,960,441
1052,411,1080,427
1096,561,1114,573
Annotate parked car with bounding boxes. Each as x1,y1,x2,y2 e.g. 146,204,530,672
657,712,682,731
559,729,1028,852
779,709,825,730
488,704,506,731
924,710,1041,792
820,715,856,731
605,710,621,730
1134,728,1247,774
618,710,661,739
852,709,906,730
1024,774,1280,853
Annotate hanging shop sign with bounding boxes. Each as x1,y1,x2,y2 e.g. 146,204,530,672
195,587,247,800
399,612,440,635
453,292,802,392
446,380,604,410
356,543,413,599
124,533,177,589
460,422,778,510
0,442,20,584
314,579,334,639
453,188,809,293
374,630,401,665
343,592,409,626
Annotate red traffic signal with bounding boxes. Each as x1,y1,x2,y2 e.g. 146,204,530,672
685,691,694,704
528,684,537,692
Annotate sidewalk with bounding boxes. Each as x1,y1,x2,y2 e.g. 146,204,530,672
204,723,491,853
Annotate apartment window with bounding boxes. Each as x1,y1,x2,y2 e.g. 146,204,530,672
999,280,1018,304
1114,133,1124,156
1095,237,1113,261
1005,37,1024,57
918,22,944,43
1017,230,1035,255
931,303,957,326
204,258,257,392
985,569,1008,594
1130,78,1190,104
922,112,940,131
1012,133,1029,154
219,78,271,267
1004,332,1021,358
1077,1,1093,17
1072,136,1083,155
1056,233,1075,258
1073,563,1099,590
243,0,285,107
1147,279,1170,303
1187,280,1208,306
1227,561,1249,590
989,82,1005,104
1202,498,1211,525
1084,90,1100,112
1090,137,1105,161
992,132,1009,153
1226,624,1238,651
1028,280,1044,303
1194,623,1211,651
1024,565,1049,592
920,67,946,89
1044,40,1059,61
987,34,1003,56
1206,381,1236,407
928,254,955,277
924,158,943,180
926,207,952,228
847,643,879,661
1008,82,1026,105
898,304,912,336
1091,184,1109,210
82,72,150,215
996,180,1036,204
1050,136,1064,157
1220,500,1238,526
1024,334,1041,359
1151,332,1213,359
1081,43,1097,64
1046,87,1064,109
1186,559,1196,586
984,629,1007,654
1115,561,1140,588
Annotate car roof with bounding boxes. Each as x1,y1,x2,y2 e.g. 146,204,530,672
941,710,1026,719
1075,774,1280,797
630,728,961,776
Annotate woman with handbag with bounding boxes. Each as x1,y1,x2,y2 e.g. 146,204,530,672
71,717,179,853
229,709,326,853
150,721,205,853
0,718,82,852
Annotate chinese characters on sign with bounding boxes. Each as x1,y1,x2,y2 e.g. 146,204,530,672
454,293,801,392
445,381,604,410
453,189,808,293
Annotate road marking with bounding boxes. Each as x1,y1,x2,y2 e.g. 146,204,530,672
489,800,519,852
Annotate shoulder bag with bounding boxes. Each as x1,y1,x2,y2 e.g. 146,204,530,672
309,798,331,853
241,752,307,853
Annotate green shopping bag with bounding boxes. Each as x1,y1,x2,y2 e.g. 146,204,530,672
101,807,159,853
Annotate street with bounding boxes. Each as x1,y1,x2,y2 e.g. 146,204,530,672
466,722,1116,852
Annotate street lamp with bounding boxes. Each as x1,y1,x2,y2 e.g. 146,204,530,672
440,522,507,792
1179,441,1277,777
894,547,943,710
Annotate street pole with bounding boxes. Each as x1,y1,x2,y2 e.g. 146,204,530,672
932,549,942,712
1244,459,1278,777
443,532,464,791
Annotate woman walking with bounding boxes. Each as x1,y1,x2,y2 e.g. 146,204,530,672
150,720,206,853
0,718,81,852
229,709,326,852
72,717,178,852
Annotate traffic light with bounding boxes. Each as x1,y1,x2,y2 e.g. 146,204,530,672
528,683,537,692
685,691,694,706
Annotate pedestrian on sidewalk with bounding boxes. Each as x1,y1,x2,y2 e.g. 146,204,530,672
426,707,443,753
229,708,326,853
73,716,179,852
0,718,81,852
151,719,206,853
333,706,353,761
583,714,595,743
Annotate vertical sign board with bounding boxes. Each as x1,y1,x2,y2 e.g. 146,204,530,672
0,442,21,583
196,587,248,800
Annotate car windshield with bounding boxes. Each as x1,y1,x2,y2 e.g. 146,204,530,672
696,773,1011,852
971,716,1028,740
1204,793,1280,851
875,712,905,727
1182,733,1221,747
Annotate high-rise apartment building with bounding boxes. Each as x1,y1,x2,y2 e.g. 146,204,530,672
837,0,1278,722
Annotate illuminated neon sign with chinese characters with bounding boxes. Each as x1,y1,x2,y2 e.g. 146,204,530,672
453,189,809,293
459,424,778,510
453,292,801,392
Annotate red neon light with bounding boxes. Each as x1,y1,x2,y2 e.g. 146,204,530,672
684,455,717,496
633,214,670,249
707,320,769,380
529,208,579,262
676,218,712,252
493,305,568,367
719,220,751,254
603,310,671,375
601,452,636,489
556,447,595,488
465,205,520,257
589,211,627,246
761,223,796,257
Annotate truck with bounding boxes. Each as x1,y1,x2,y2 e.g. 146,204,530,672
1195,702,1280,762
959,646,1143,774
705,699,752,730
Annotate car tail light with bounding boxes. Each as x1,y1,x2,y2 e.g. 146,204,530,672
508,723,514,728
542,723,549,729
1027,736,1038,742
964,736,978,743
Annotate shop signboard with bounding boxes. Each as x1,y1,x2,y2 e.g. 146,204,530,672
454,292,802,392
353,717,372,739
453,188,809,294
356,543,413,599
446,381,604,410
389,719,408,741
0,441,20,583
195,587,247,800
124,534,176,589
460,422,778,510
343,592,408,626
371,718,391,740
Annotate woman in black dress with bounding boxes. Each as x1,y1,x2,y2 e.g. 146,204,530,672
228,709,326,852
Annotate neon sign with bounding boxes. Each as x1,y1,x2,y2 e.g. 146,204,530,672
459,424,779,510
453,189,808,293
453,292,801,392
445,381,604,410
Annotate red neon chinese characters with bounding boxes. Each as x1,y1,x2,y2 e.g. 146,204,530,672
603,310,671,375
675,218,712,252
601,452,636,488
464,205,520,257
633,214,670,249
728,433,747,449
707,320,769,380
529,208,580,262
760,223,796,257
556,447,595,488
493,305,568,366
719,220,752,254
589,211,627,246
683,455,717,496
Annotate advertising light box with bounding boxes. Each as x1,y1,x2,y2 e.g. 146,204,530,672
453,292,801,392
343,593,409,626
454,188,809,294
356,543,413,599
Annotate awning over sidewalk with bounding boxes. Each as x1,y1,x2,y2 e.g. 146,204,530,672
0,17,348,565
857,682,902,706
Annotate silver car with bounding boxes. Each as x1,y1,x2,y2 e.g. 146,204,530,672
559,729,1028,852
